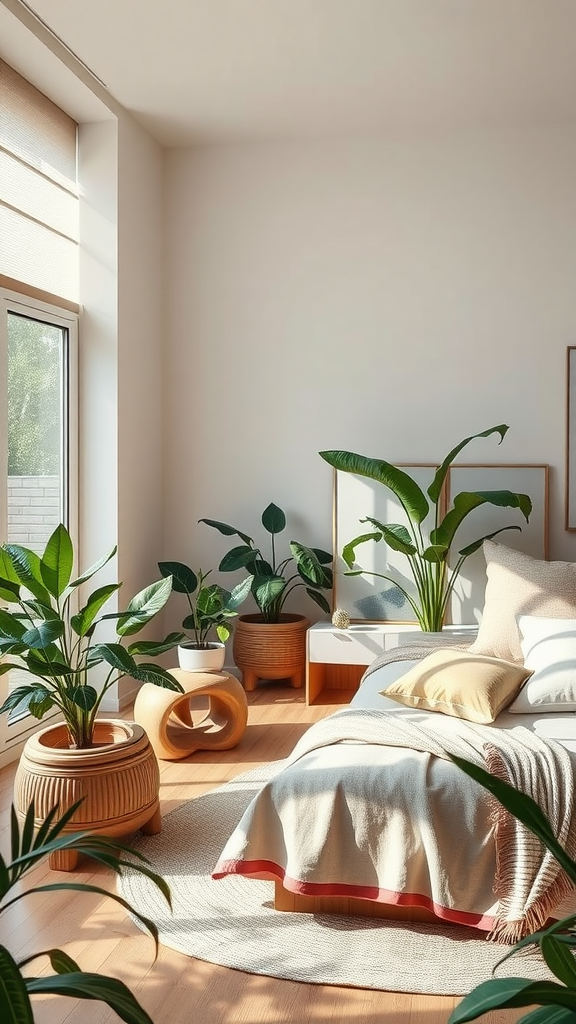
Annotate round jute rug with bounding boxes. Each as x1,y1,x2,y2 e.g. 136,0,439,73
118,764,556,996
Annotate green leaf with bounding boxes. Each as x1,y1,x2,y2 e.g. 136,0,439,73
432,490,532,551
19,948,81,974
342,532,382,569
290,543,332,588
253,575,286,610
421,544,449,563
519,1008,576,1023
0,548,21,585
68,545,117,589
157,561,198,595
127,632,184,656
67,686,98,711
0,685,50,717
128,665,183,690
448,977,576,1022
319,451,430,524
428,424,509,504
311,547,333,564
21,619,64,649
306,589,331,613
378,524,417,555
196,584,228,617
540,934,576,987
23,651,73,678
0,579,20,603
226,575,254,610
219,545,258,572
91,643,136,674
199,517,253,546
70,583,121,637
116,577,173,636
216,624,231,642
0,944,34,1024
25,972,155,1024
2,545,52,605
28,693,55,719
40,524,73,598
458,524,522,558
262,502,286,534
0,610,27,641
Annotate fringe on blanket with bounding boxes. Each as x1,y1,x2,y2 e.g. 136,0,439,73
485,742,576,944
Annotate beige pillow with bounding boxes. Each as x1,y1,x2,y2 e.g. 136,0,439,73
469,540,576,663
380,648,532,724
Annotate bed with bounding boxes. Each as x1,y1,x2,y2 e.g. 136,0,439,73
212,542,576,943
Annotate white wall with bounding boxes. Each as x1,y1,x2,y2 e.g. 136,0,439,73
79,115,165,710
162,126,576,628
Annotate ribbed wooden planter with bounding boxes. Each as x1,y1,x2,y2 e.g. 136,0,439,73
232,613,310,692
14,719,161,871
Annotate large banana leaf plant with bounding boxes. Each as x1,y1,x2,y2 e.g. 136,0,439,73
0,523,184,748
320,425,532,631
448,757,576,1024
200,503,333,624
1,797,170,1024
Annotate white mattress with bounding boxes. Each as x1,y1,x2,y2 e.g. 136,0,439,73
352,658,576,764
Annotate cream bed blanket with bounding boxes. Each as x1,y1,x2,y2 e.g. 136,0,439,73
213,705,576,942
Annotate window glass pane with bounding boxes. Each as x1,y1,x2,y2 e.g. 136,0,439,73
7,311,64,552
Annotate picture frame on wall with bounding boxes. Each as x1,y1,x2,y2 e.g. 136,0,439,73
446,463,548,625
332,465,443,623
566,346,576,530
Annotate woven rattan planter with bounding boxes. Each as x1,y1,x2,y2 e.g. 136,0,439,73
14,719,161,871
232,613,310,692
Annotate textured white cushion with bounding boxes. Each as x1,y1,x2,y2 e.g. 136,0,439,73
508,615,576,713
469,541,576,663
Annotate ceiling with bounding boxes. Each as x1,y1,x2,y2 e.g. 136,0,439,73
5,0,576,146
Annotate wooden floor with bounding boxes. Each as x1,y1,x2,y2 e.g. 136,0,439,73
0,682,526,1024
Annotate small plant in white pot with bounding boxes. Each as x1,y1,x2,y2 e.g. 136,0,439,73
158,561,253,672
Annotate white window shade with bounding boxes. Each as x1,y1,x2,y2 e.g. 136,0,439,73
0,60,78,302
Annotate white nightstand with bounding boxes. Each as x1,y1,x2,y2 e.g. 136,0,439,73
306,621,478,705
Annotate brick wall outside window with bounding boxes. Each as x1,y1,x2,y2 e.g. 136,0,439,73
7,475,60,552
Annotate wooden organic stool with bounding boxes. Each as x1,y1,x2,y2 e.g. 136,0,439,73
133,669,248,761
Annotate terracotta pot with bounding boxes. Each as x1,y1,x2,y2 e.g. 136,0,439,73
14,719,161,871
232,613,310,692
177,641,226,672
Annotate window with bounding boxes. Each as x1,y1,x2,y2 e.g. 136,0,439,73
0,289,78,752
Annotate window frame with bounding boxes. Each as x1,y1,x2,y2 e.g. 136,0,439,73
0,286,78,761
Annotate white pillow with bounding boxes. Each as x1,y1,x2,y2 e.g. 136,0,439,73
508,615,576,713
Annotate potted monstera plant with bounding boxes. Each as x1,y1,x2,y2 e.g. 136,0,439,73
0,523,184,869
320,425,532,632
200,503,333,691
157,561,253,671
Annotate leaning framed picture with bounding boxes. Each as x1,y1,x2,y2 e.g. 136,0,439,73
332,465,443,623
566,346,576,530
446,463,549,625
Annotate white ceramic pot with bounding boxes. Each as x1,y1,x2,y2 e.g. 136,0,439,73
177,641,226,672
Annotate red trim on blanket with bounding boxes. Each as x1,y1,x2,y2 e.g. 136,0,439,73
211,858,496,932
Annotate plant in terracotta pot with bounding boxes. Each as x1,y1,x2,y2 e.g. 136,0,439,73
0,523,184,868
157,561,253,671
320,425,532,632
200,503,333,690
